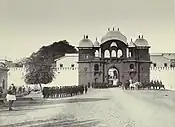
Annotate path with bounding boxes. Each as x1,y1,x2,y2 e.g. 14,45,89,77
0,88,175,127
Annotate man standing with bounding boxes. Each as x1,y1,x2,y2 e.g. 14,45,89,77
85,85,88,94
6,84,16,111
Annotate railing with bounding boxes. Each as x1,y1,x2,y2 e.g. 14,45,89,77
150,67,175,70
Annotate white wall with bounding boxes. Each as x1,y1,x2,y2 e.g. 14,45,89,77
150,67,175,90
49,67,78,86
8,67,26,87
53,54,78,86
6,59,175,90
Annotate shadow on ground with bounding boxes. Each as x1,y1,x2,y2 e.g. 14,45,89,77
0,113,103,127
0,98,110,114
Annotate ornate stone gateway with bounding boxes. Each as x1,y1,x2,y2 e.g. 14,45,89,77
77,28,151,86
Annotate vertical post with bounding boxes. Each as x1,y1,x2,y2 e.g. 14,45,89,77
102,62,105,85
137,50,140,82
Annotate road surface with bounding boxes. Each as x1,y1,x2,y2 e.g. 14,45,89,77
0,88,175,127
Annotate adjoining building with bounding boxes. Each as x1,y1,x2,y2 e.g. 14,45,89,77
0,61,9,93
150,53,175,68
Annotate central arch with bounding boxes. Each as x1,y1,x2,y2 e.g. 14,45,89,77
107,66,120,86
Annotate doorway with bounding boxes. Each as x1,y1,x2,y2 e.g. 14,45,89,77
108,67,119,86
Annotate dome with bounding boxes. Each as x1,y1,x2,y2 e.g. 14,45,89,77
0,62,7,68
94,38,100,47
128,39,136,47
135,35,149,47
79,35,94,48
101,28,127,44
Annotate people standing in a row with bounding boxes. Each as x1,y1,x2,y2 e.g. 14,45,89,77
42,85,88,98
6,84,16,111
149,80,165,90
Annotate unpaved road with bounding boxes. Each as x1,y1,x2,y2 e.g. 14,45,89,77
0,88,175,127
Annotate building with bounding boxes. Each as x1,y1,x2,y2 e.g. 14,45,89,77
77,28,151,86
53,53,78,86
0,62,9,93
1,28,174,90
150,53,175,90
150,53,175,68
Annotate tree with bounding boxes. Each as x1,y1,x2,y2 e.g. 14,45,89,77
24,53,55,90
24,40,77,90
15,57,27,67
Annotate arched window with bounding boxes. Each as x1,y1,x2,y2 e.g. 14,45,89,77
2,79,5,89
95,50,99,57
129,64,134,69
94,64,99,71
111,50,117,57
104,50,110,58
110,42,118,47
99,48,102,58
117,49,123,58
126,48,129,58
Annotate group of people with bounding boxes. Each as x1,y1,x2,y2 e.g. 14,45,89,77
122,79,165,90
148,80,165,90
42,85,88,98
3,80,165,111
3,84,89,111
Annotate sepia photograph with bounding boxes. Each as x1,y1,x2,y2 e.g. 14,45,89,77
0,0,174,127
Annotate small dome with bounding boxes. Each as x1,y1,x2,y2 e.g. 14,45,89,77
135,35,149,47
128,39,136,47
0,62,7,68
94,38,100,47
79,35,93,48
101,28,127,44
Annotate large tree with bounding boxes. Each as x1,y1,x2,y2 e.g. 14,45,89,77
24,53,55,90
24,40,77,90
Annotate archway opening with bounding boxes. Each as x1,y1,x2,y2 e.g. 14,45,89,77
117,49,123,58
111,50,117,57
95,50,99,57
104,50,110,58
108,67,119,86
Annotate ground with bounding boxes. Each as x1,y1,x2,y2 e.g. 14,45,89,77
0,88,175,127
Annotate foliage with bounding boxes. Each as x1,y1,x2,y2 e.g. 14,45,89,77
37,40,77,62
24,40,77,88
24,53,55,86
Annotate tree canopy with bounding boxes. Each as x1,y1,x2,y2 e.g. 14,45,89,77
24,40,77,88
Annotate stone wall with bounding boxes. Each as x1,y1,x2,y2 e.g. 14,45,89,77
6,66,175,90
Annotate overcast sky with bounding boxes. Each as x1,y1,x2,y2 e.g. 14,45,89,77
0,0,174,61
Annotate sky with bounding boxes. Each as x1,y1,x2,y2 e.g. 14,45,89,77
0,0,174,61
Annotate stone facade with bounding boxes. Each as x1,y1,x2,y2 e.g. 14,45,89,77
77,28,151,86
0,62,9,93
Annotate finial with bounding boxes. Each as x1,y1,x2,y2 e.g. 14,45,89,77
108,28,110,31
86,35,88,39
113,27,115,31
96,37,97,41
118,28,120,31
131,38,133,42
139,35,140,39
84,35,85,39
142,35,143,38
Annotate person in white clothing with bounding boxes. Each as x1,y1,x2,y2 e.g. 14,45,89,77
6,84,16,111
